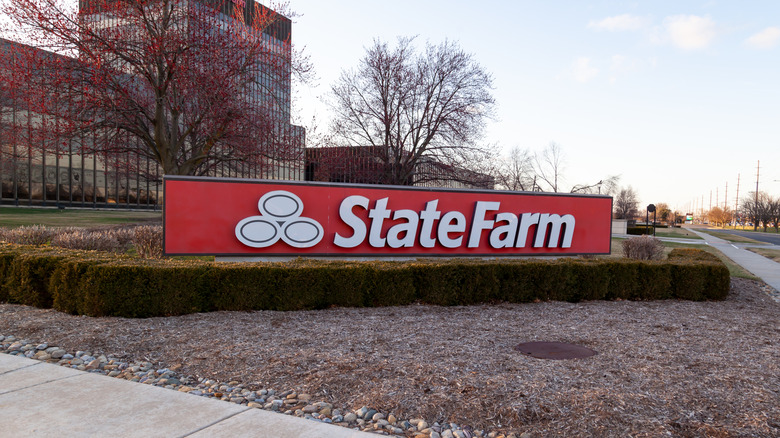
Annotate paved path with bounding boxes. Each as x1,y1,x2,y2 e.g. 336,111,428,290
0,354,373,438
612,233,704,245
694,227,780,246
687,229,780,292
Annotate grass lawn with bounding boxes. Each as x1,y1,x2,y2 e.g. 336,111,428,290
653,227,702,239
720,225,779,234
610,237,758,280
0,207,161,228
748,247,780,263
696,229,766,244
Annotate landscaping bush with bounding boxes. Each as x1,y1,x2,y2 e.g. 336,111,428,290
0,225,56,245
0,243,731,317
622,235,664,260
50,228,125,252
1,225,137,253
4,250,67,308
413,262,499,306
667,248,730,300
133,225,163,259
71,262,211,317
627,226,654,236
110,227,136,248
0,244,21,302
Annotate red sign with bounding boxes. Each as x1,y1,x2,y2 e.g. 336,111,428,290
163,177,613,257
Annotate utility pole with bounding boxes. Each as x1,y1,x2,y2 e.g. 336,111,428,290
724,182,728,227
735,174,740,229
754,160,759,231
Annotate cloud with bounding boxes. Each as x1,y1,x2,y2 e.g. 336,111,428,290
609,55,636,81
588,14,647,32
572,57,598,83
662,15,717,50
608,55,656,83
745,27,780,49
610,55,630,70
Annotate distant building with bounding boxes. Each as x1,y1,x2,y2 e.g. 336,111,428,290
305,146,494,190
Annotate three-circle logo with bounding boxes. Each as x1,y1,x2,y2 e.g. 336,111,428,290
235,191,324,248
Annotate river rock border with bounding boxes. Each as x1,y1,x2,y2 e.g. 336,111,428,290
0,334,527,438
759,283,780,303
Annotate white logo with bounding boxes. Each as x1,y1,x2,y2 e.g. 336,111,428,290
235,191,324,248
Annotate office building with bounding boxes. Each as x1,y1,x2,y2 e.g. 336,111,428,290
0,0,304,209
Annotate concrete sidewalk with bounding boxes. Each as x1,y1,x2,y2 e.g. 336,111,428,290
612,233,704,245
687,229,780,292
0,353,373,438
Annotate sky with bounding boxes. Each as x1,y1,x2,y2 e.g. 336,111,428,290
283,0,780,214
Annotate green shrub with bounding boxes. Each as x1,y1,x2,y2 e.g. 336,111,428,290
627,226,655,236
50,256,108,314
366,265,416,306
567,260,611,301
667,248,730,300
0,244,21,302
0,243,731,317
4,250,66,308
494,262,535,303
413,262,498,306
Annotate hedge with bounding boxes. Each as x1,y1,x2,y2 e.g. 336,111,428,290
627,226,656,235
0,243,730,318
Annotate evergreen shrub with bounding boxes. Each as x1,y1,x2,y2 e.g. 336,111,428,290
0,244,731,317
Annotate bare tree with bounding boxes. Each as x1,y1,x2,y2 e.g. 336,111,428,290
326,37,496,186
570,174,621,195
533,142,565,192
491,141,620,195
613,186,639,219
494,146,535,191
769,197,780,233
741,192,774,232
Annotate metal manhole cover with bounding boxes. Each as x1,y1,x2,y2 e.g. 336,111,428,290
514,342,597,360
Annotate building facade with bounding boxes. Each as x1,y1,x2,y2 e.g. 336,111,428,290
305,146,494,190
1,0,304,209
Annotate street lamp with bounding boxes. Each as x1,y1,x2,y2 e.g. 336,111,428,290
646,204,656,236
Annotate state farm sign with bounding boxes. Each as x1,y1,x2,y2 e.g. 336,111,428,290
163,177,612,257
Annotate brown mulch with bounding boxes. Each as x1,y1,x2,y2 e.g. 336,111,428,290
1,278,779,436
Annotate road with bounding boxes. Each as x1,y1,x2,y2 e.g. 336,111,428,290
690,226,780,246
